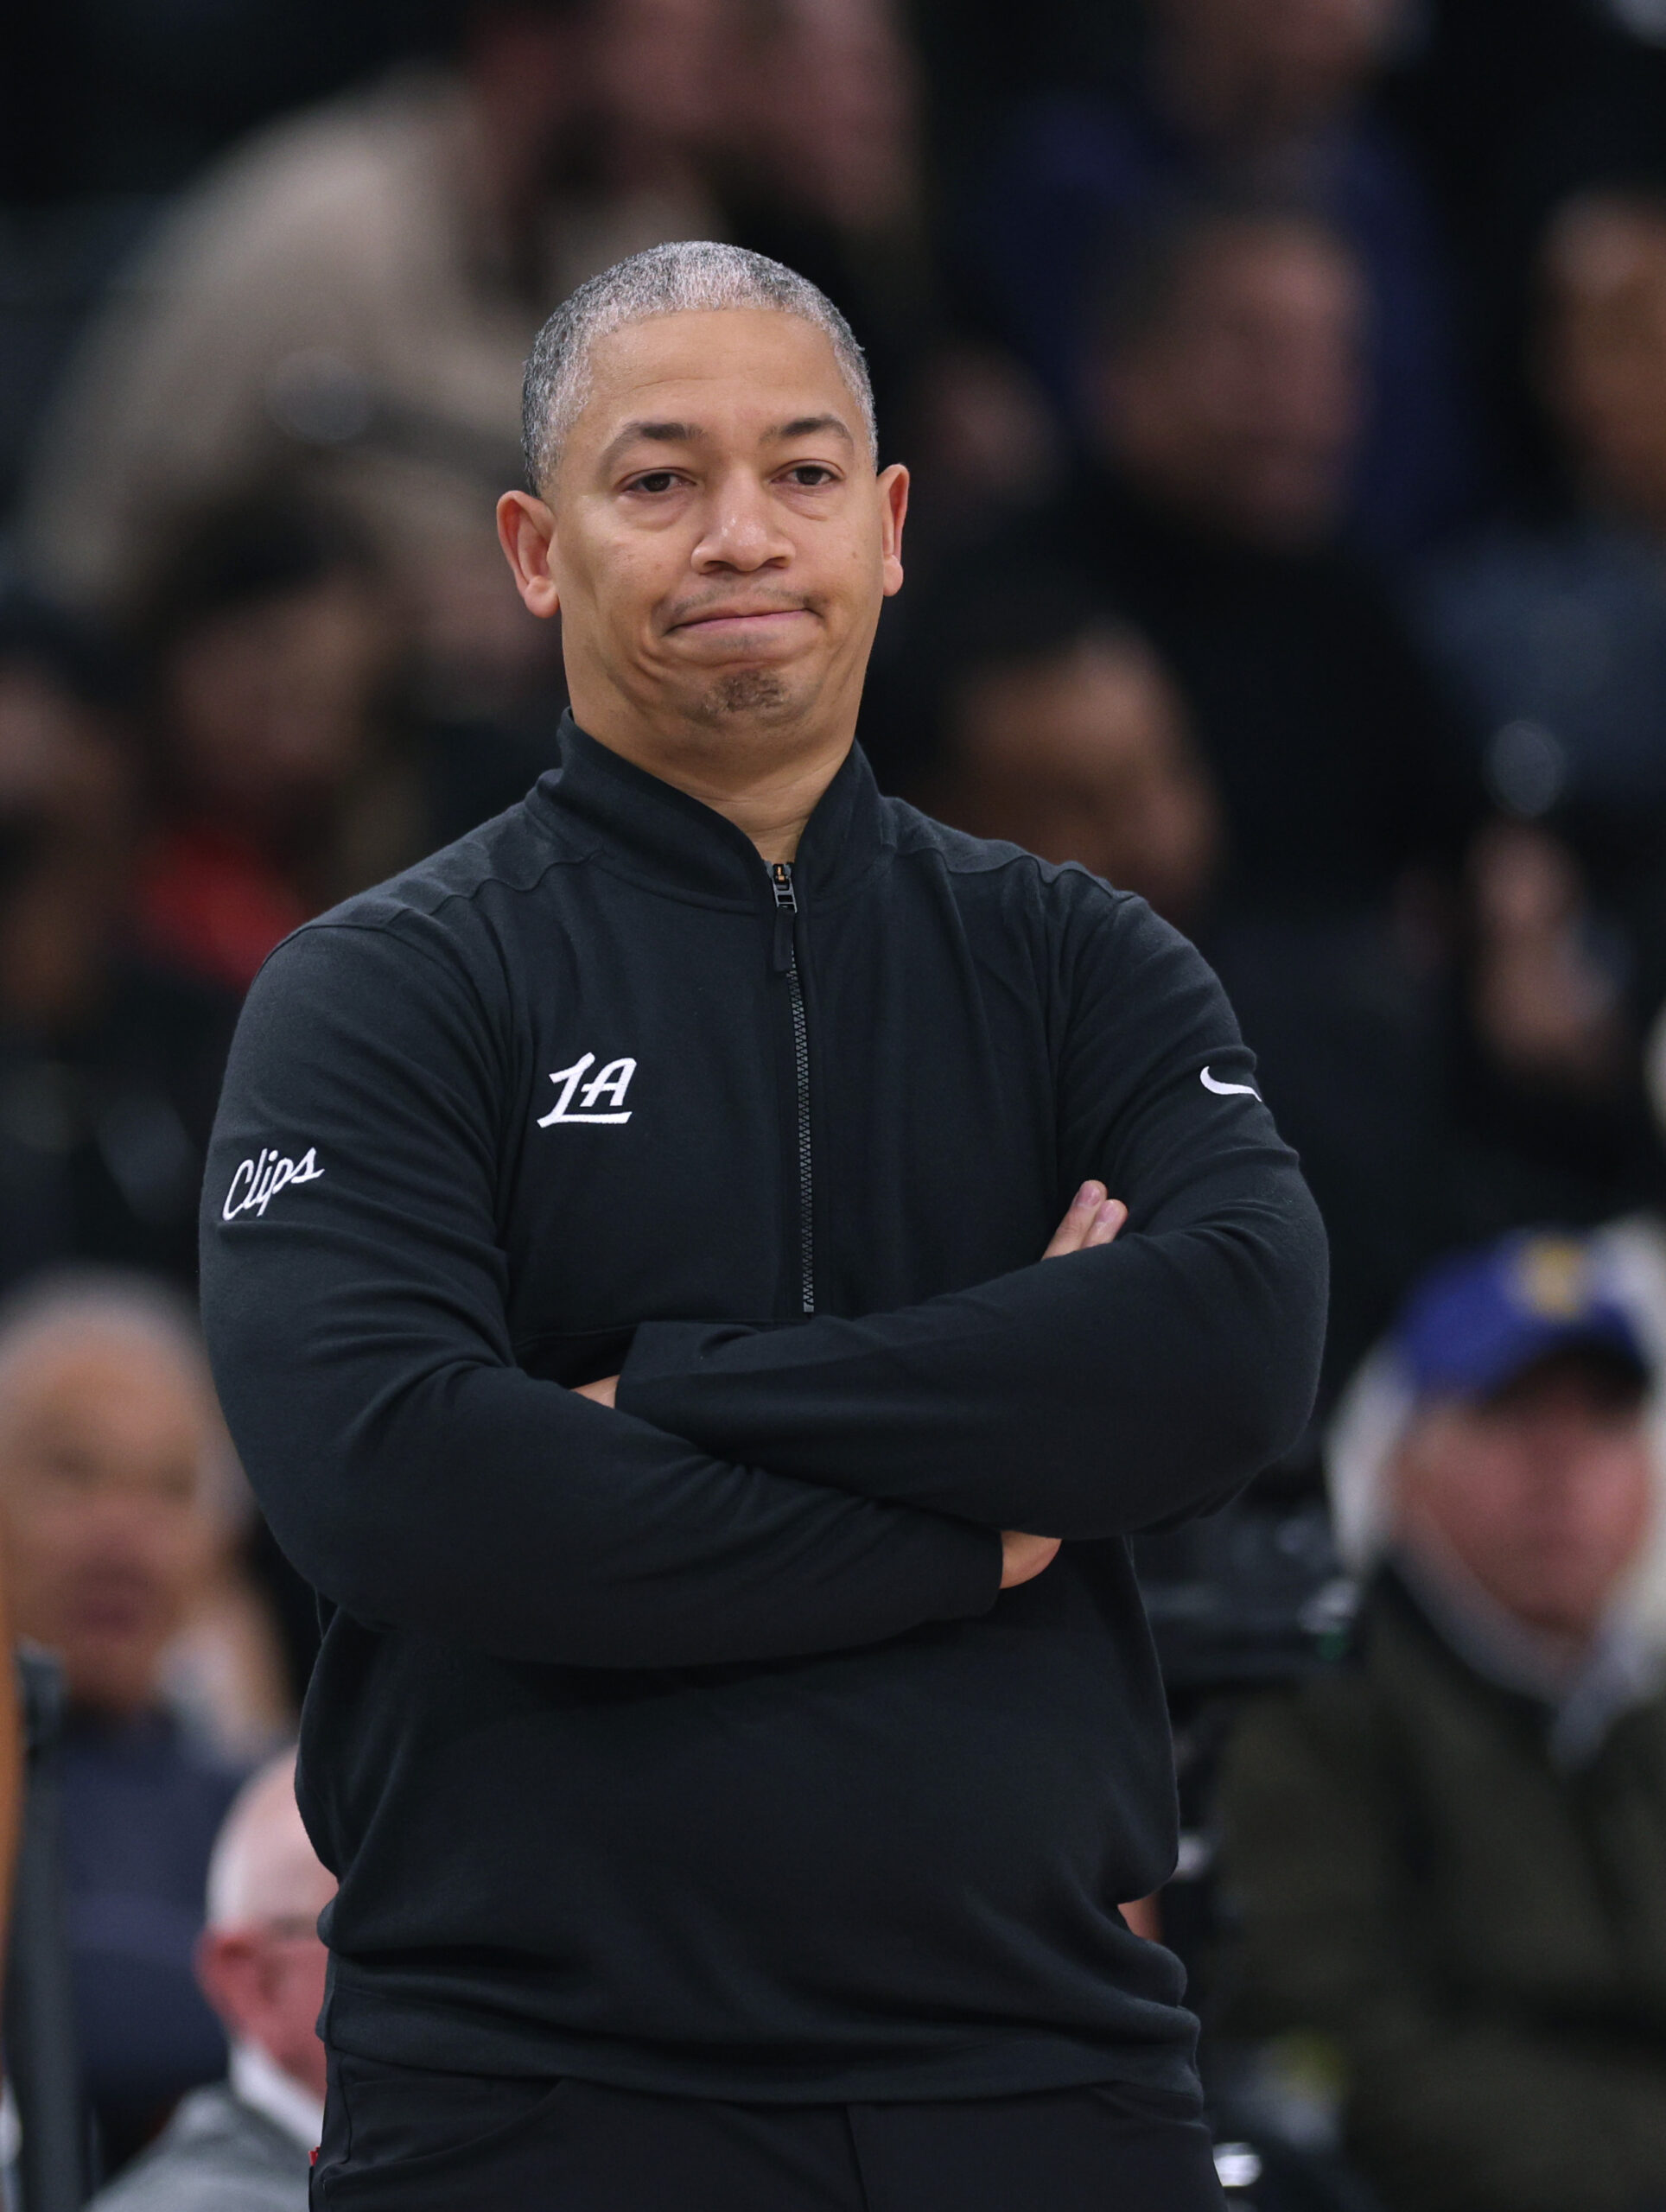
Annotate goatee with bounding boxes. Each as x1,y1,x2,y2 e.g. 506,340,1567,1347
703,669,792,718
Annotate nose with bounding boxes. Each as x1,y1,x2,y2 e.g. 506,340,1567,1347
691,467,794,575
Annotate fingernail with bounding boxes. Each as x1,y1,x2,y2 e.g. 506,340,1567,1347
1078,1180,1104,1206
1098,1198,1125,1224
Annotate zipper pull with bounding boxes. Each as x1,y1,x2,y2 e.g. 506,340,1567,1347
770,861,798,973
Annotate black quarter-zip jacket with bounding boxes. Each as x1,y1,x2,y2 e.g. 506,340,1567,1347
200,714,1327,2104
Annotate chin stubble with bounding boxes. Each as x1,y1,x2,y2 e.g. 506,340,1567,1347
701,668,793,720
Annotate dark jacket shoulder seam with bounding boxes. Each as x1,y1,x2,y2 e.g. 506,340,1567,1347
248,842,595,996
897,830,1135,911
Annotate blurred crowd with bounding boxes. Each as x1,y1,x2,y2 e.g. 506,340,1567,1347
4,0,1666,2207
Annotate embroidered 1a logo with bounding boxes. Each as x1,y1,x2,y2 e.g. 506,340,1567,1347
537,1052,638,1127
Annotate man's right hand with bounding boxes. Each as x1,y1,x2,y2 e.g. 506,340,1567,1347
1000,1181,1128,1587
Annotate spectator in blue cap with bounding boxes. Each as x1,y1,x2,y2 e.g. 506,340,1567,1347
1216,1226,1666,2212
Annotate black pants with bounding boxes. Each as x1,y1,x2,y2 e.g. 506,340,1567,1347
313,2050,1227,2211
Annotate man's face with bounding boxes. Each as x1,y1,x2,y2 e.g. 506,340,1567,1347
163,576,394,837
944,632,1222,925
231,1919,332,2101
0,1329,219,1714
0,667,124,827
523,308,906,756
0,664,132,941
1393,1354,1653,1648
1095,224,1364,549
1539,197,1666,531
198,1883,335,2103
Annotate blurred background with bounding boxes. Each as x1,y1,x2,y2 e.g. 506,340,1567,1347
4,3,1666,2209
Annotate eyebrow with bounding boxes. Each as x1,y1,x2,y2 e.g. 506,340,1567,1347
600,412,857,471
601,419,701,468
766,414,856,448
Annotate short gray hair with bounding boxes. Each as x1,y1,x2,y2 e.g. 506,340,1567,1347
206,1747,330,1927
0,1267,241,1522
521,240,877,491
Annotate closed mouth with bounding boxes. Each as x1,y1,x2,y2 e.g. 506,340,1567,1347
670,606,813,633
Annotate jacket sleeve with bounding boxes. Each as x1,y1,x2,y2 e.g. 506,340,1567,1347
1218,1682,1666,2212
618,888,1327,1539
199,920,1000,1669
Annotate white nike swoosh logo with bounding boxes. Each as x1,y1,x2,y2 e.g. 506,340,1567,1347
1200,1065,1261,1098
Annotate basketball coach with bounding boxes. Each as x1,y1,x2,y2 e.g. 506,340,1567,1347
200,242,1327,2209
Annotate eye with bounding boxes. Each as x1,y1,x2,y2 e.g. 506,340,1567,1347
626,470,684,495
781,463,838,488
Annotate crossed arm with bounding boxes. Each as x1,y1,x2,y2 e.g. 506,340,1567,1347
200,910,1324,1672
575,1182,1133,1592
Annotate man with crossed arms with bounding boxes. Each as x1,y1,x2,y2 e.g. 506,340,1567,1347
202,241,1326,2209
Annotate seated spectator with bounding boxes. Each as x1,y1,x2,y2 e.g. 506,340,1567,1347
130,495,565,996
721,0,930,423
908,204,1478,1375
22,0,730,712
970,0,1471,552
0,588,237,1293
958,200,1478,921
1416,188,1666,1007
1408,191,1666,1242
129,497,412,995
1439,818,1663,1261
715,0,1063,600
86,1750,333,2212
0,1274,257,2171
1218,1228,1666,2212
916,582,1222,931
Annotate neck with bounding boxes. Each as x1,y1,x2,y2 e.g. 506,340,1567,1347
230,2041,326,2150
1396,1523,1595,1684
569,696,854,865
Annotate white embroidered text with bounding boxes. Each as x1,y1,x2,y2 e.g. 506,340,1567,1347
222,1147,326,1221
537,1053,638,1127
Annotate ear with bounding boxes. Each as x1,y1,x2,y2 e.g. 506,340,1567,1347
497,491,562,620
194,1927,258,2035
878,463,909,600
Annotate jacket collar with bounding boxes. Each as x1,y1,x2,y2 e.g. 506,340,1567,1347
530,710,887,912
229,2041,324,2154
1375,1558,1666,1770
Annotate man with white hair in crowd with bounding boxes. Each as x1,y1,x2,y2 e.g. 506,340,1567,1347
1219,1227,1666,2212
86,1750,334,2211
0,1273,251,2169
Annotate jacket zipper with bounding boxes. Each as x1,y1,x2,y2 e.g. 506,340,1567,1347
770,861,815,1316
